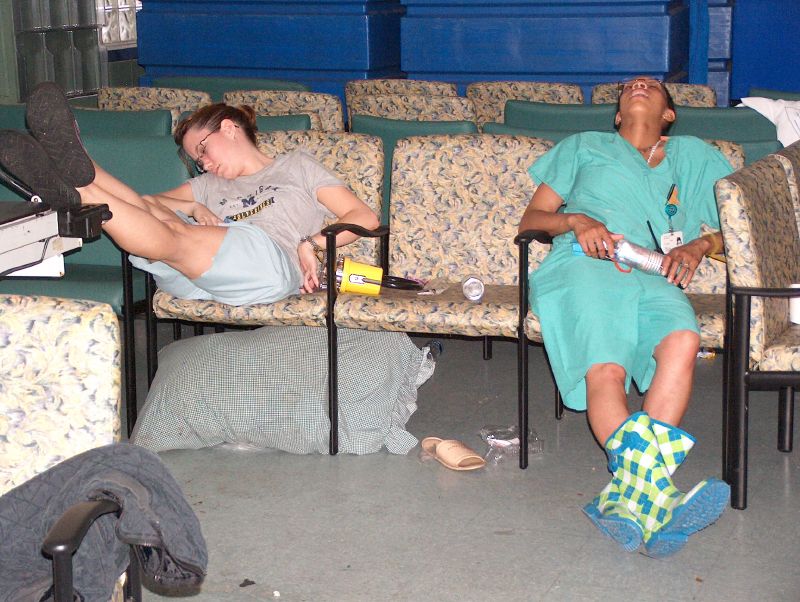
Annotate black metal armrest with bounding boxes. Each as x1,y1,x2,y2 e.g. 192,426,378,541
42,498,120,557
322,223,389,238
729,286,800,299
514,228,554,246
42,499,122,602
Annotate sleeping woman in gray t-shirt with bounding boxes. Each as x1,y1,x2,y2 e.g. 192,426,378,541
5,84,379,306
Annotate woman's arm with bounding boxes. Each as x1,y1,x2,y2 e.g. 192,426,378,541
297,185,379,293
662,231,724,287
518,183,618,259
141,182,221,226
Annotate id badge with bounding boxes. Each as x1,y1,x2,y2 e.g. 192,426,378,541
660,230,684,254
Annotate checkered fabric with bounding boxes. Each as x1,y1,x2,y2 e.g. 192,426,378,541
131,326,432,455
650,418,696,476
605,412,690,541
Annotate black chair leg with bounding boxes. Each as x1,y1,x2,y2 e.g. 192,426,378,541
728,293,751,510
145,274,158,385
778,386,795,453
483,336,492,360
517,334,528,469
121,254,137,438
124,547,142,601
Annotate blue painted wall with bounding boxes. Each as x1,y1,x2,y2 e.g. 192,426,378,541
137,0,405,97
730,0,800,98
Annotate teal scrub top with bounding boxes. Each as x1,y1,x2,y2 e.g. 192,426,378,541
527,132,733,411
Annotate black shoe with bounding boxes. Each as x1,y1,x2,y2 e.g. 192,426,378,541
25,81,95,187
0,129,81,209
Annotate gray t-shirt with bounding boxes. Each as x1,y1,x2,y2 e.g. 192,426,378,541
189,150,343,271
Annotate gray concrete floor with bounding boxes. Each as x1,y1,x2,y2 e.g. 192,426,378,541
132,324,800,602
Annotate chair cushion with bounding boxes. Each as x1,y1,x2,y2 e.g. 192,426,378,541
669,107,781,164
502,101,617,141
748,88,800,102
152,289,327,326
74,108,173,136
152,76,310,102
759,325,800,371
349,115,478,223
0,104,25,130
334,284,519,338
256,113,312,132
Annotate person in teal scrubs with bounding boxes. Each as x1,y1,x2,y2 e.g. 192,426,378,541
518,77,733,558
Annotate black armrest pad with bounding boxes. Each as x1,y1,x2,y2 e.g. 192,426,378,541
514,229,553,245
322,223,389,238
42,499,120,557
730,286,800,298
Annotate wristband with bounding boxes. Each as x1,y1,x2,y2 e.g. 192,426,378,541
300,235,325,263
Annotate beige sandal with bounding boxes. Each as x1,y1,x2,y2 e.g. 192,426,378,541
421,437,486,471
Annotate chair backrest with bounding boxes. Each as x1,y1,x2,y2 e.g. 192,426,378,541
591,82,718,107
771,141,800,236
97,86,212,131
388,134,553,283
501,101,617,141
151,76,309,102
349,114,479,223
348,94,477,123
255,130,383,264
669,106,780,164
466,81,584,126
345,79,458,123
224,90,344,132
0,295,121,495
681,139,745,295
716,155,800,363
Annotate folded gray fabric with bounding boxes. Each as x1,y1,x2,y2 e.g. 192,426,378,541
0,443,207,601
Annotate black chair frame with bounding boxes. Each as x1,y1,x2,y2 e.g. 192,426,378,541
42,498,142,602
723,285,800,510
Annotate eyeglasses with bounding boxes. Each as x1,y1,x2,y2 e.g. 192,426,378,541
618,78,664,93
193,128,220,173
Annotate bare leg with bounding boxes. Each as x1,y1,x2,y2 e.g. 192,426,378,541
642,330,700,426
586,363,630,445
78,181,226,279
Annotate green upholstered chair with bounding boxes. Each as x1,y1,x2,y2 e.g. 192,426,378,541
0,104,174,136
497,101,617,142
466,81,584,127
349,114,479,224
147,131,385,455
151,76,310,102
715,152,800,509
329,134,552,465
669,106,781,164
0,135,189,435
591,82,718,107
748,88,800,102
222,90,344,132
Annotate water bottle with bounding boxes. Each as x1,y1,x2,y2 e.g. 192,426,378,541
572,240,665,276
612,240,665,275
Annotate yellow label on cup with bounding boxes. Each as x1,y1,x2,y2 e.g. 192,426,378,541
338,257,383,295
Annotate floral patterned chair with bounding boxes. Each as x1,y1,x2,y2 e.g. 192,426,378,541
328,133,553,466
96,86,212,132
345,79,457,124
0,294,136,601
517,139,745,431
591,82,718,107
716,153,800,510
771,142,800,235
347,94,477,124
147,131,384,454
466,81,584,127
222,90,344,132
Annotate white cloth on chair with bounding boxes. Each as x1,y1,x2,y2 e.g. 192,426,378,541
738,97,800,147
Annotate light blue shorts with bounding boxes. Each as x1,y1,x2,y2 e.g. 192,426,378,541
129,222,302,306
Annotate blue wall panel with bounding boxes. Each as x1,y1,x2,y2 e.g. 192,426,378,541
731,0,800,97
400,0,689,96
137,0,404,97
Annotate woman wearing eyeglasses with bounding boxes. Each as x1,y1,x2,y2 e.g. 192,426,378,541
0,83,378,306
517,77,733,557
